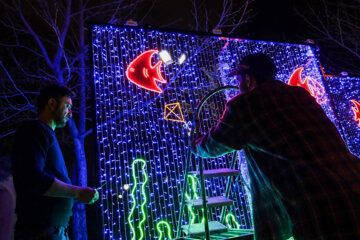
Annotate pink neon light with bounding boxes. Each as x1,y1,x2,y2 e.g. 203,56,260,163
222,42,230,51
126,50,167,93
288,67,327,104
351,100,360,127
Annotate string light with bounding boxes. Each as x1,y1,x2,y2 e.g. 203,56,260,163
91,24,341,239
327,77,360,157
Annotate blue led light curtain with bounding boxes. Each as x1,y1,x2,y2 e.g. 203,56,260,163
327,77,360,158
91,25,339,240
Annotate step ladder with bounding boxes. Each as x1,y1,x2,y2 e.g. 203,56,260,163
175,86,253,240
176,153,253,239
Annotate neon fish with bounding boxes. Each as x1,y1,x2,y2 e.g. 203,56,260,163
351,100,360,127
288,67,326,104
126,50,167,93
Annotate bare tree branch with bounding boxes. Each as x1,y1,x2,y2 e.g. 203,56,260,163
294,0,360,75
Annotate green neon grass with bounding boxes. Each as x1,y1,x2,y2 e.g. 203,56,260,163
156,220,173,240
185,175,206,224
225,213,240,229
185,175,199,224
287,237,295,240
128,159,148,240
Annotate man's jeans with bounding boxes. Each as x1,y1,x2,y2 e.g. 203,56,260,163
15,226,69,240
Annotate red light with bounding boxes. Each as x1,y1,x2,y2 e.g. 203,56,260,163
288,67,327,104
351,100,360,127
126,50,167,93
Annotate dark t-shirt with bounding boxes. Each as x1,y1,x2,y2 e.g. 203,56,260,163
12,120,73,228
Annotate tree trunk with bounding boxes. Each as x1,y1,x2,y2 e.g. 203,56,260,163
71,0,89,239
68,119,88,240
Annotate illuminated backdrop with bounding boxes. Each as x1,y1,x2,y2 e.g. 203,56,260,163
326,77,360,158
91,25,340,239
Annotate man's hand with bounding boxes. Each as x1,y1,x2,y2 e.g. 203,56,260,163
191,132,204,155
45,179,99,204
191,138,198,154
76,187,99,204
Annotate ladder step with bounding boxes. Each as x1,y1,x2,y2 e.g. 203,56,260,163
186,196,234,209
207,229,254,239
182,221,227,235
172,229,254,240
188,168,240,178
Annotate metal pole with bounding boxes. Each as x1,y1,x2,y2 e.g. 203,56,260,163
199,157,210,240
220,151,237,224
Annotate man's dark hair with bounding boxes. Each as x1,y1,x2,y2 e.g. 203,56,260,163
36,84,75,113
229,53,277,85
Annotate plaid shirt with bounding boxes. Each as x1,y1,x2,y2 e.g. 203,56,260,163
195,80,360,240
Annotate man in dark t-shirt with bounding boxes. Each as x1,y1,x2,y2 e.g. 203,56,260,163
192,53,360,239
12,85,98,240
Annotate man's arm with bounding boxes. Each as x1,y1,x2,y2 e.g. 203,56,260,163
192,132,235,158
44,178,98,204
191,102,240,158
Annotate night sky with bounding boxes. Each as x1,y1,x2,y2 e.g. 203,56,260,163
135,0,359,76
139,0,302,42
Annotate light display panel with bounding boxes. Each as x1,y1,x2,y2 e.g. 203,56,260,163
326,77,360,158
91,25,339,239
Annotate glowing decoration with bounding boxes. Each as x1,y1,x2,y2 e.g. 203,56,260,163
91,24,340,239
351,100,360,127
288,67,327,104
326,77,360,158
156,221,173,240
178,54,186,65
164,103,190,132
225,213,240,229
185,175,199,225
159,50,174,65
123,184,130,190
287,237,295,240
126,50,167,93
164,103,185,123
128,159,149,240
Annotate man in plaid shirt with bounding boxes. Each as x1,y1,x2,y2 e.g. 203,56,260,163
192,53,360,240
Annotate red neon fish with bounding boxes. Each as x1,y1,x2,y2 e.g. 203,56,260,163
126,50,167,93
351,100,360,127
288,67,326,104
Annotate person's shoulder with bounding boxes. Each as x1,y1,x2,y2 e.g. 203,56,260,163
17,120,51,136
227,92,245,106
258,79,309,94
19,120,42,129
260,79,287,90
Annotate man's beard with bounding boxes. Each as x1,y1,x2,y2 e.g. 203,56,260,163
54,115,68,128
54,106,68,128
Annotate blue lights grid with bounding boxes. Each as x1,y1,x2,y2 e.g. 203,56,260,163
91,25,339,239
327,77,360,158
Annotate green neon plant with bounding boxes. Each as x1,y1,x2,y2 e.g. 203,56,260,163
225,213,240,229
128,159,148,240
185,175,206,224
185,175,198,224
156,220,173,240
